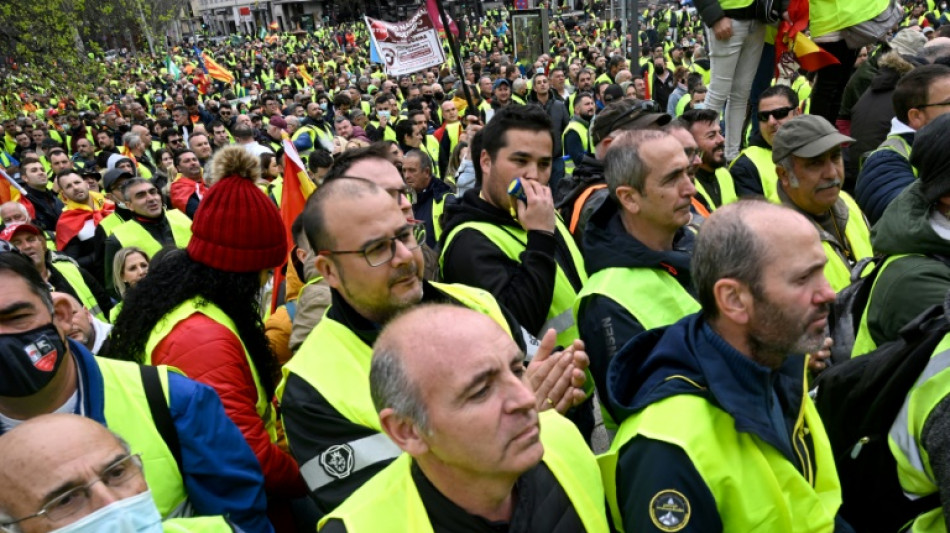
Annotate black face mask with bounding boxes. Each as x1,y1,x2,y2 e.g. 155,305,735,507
0,323,67,398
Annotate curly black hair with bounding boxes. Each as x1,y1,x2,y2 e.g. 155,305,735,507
107,249,278,399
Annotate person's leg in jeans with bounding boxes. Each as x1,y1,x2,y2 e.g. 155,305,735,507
810,39,859,125
704,19,766,160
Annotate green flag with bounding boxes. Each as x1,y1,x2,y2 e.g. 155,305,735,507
165,55,181,80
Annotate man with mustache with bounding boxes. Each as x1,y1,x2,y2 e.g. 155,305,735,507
681,109,737,213
773,115,872,291
319,305,609,532
574,130,700,427
280,177,589,514
601,199,851,532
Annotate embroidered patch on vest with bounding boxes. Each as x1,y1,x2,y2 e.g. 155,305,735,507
649,489,690,532
320,444,354,479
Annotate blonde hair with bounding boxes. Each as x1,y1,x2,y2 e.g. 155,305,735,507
112,247,150,298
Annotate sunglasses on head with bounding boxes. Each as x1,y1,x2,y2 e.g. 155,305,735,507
757,106,795,122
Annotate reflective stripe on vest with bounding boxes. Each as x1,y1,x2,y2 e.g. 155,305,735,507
424,135,441,180
99,357,189,516
321,410,610,533
694,167,738,211
874,134,918,177
600,391,841,532
851,255,909,358
821,193,873,292
732,146,780,203
51,260,104,321
143,298,277,442
279,282,512,492
889,333,950,532
112,210,193,258
431,193,455,243
570,184,608,235
562,120,590,177
440,219,587,347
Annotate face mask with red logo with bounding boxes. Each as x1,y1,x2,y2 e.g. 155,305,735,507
0,323,66,397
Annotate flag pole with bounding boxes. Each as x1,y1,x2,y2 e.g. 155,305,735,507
432,0,476,117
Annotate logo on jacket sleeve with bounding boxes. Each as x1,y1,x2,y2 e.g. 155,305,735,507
649,489,690,532
320,444,354,479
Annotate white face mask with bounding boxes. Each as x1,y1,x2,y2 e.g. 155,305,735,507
51,490,162,533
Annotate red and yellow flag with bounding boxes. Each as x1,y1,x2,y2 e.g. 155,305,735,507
775,0,839,75
202,52,235,84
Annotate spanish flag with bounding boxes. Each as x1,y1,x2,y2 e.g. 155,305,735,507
270,132,316,313
299,65,313,87
776,0,839,74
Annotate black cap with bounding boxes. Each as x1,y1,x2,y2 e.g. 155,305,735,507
102,168,134,192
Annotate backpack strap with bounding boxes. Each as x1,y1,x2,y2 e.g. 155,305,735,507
140,364,184,474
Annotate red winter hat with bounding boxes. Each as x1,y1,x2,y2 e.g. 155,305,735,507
187,146,288,272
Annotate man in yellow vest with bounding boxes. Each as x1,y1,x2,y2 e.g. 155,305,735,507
54,170,115,275
730,85,801,202
680,109,738,212
279,178,588,513
574,130,700,424
562,92,595,178
319,305,608,533
2,223,112,321
772,115,872,291
601,199,849,532
0,414,239,532
103,178,192,297
0,251,270,532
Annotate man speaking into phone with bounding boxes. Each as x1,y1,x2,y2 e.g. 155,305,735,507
439,105,594,438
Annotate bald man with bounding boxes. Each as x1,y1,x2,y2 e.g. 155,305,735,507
320,304,609,532
0,414,234,532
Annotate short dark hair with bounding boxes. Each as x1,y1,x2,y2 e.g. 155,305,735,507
323,143,394,183
679,108,721,131
174,150,196,168
479,104,552,161
893,65,950,124
307,150,334,173
0,251,53,312
54,169,82,188
758,84,799,109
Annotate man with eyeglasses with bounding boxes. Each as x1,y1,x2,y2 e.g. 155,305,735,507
0,253,270,532
858,64,950,225
0,414,240,532
280,177,587,514
574,129,701,431
730,85,801,203
557,99,671,247
161,129,184,154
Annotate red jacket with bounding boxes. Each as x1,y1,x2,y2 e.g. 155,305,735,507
151,313,305,498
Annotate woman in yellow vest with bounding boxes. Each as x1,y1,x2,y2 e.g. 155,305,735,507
109,246,150,323
108,147,306,531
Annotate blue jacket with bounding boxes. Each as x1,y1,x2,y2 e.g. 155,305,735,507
605,315,853,532
0,341,273,533
855,131,915,226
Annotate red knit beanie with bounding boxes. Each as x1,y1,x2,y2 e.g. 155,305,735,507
187,146,288,272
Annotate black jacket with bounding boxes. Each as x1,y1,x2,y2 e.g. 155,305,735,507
576,199,695,419
439,189,585,336
25,186,64,232
729,132,770,197
281,282,524,514
412,178,453,249
322,460,586,533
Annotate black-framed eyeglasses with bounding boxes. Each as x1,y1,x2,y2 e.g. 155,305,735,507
0,454,143,528
599,99,664,137
916,99,950,109
757,106,795,122
319,221,426,267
